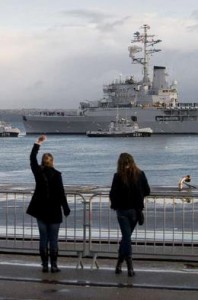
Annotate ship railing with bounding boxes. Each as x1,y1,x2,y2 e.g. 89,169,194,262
0,186,198,267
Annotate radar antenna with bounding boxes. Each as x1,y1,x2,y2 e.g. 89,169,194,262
128,24,161,85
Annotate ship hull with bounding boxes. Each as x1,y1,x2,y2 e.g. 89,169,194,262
86,132,151,137
0,132,19,137
22,106,198,135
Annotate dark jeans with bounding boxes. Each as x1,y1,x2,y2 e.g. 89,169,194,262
117,209,138,257
37,219,60,253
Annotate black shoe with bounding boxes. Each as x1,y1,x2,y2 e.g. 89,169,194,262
115,255,125,274
128,269,135,277
115,266,122,274
50,250,60,273
51,265,61,273
40,249,49,273
42,264,49,273
125,256,135,277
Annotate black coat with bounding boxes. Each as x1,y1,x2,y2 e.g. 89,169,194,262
109,171,150,211
26,143,70,223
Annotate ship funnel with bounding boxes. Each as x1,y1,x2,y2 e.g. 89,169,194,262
152,66,168,91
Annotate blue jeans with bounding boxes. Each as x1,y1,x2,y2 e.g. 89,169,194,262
117,209,138,257
37,219,60,253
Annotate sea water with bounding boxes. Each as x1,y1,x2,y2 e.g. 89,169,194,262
0,131,198,188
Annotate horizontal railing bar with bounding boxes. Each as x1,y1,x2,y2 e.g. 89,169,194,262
0,184,198,196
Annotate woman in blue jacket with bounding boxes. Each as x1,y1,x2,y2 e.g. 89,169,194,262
27,135,70,273
109,153,150,277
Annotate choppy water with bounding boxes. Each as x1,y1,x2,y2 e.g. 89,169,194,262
0,126,198,188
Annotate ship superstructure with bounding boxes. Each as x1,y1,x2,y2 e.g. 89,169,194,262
23,24,198,135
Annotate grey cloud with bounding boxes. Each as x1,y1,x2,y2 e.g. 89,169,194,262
191,10,198,19
96,16,131,32
33,80,44,88
26,80,45,91
61,9,131,32
62,9,112,23
186,10,198,31
186,23,198,32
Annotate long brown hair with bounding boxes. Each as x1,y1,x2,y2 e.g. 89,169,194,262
41,153,54,168
117,153,141,184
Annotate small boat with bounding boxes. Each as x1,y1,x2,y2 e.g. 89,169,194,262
0,121,20,137
86,116,153,137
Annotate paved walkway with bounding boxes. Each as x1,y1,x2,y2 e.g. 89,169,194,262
0,254,198,299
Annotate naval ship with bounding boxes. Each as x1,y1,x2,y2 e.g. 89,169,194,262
23,24,198,135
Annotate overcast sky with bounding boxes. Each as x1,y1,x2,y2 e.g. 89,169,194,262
0,0,198,109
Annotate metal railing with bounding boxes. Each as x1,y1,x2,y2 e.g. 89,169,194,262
0,185,198,265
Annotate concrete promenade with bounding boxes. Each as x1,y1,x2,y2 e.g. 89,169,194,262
0,254,198,300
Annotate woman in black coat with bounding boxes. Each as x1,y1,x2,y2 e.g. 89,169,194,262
109,153,150,277
27,135,70,273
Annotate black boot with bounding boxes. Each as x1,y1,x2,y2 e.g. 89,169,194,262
40,249,49,273
115,255,125,274
50,250,60,273
125,256,135,277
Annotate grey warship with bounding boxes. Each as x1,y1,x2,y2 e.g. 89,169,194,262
23,24,198,135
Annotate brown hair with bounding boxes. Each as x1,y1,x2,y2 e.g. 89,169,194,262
117,153,141,184
41,153,54,168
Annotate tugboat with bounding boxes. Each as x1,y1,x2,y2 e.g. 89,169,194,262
0,121,20,137
86,115,153,137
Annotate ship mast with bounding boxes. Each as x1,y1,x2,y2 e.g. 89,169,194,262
128,24,161,85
